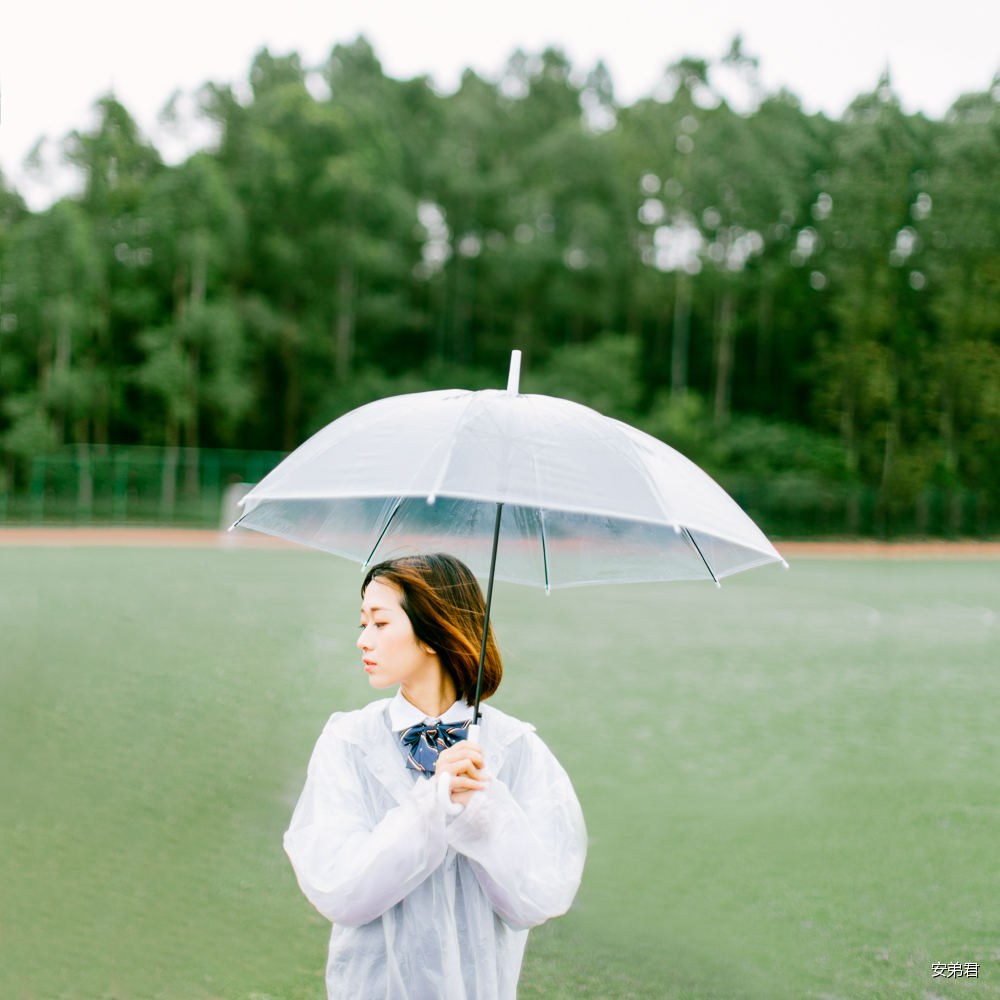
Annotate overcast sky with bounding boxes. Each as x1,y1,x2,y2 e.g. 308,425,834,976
3,0,999,209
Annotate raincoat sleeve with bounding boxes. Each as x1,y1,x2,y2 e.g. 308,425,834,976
283,722,449,926
444,731,587,930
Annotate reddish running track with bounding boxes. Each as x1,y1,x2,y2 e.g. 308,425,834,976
0,527,303,549
778,540,1000,559
0,527,999,559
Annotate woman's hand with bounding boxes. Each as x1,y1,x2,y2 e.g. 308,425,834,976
435,740,488,806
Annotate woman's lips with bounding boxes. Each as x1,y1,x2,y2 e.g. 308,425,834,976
363,660,375,672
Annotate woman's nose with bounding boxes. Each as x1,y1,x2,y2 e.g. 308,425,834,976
357,627,371,650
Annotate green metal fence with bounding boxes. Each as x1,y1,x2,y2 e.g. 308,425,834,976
0,445,992,538
0,445,286,527
728,479,992,540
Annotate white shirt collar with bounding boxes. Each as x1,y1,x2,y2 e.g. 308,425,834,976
388,690,473,732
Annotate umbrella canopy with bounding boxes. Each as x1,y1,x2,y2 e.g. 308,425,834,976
236,359,785,590
236,351,787,728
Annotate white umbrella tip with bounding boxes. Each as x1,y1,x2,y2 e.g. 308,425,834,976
427,494,436,506
506,350,522,394
781,559,790,569
714,580,722,589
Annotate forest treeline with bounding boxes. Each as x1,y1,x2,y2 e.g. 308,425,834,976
2,38,1000,535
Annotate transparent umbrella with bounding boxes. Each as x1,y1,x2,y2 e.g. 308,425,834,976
234,351,787,734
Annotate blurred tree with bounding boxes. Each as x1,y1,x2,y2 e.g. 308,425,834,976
62,96,164,446
203,41,418,447
136,154,247,456
922,81,1000,524
0,201,101,455
813,74,941,525
3,41,1000,536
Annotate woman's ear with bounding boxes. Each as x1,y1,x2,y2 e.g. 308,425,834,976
420,642,437,656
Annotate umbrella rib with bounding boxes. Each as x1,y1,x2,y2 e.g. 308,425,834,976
617,422,680,527
683,526,721,587
427,393,478,501
540,509,550,594
363,499,403,568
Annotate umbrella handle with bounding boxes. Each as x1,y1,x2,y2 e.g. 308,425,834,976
467,723,481,743
472,502,504,724
436,770,464,816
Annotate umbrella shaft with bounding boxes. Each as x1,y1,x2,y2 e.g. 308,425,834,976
473,502,503,725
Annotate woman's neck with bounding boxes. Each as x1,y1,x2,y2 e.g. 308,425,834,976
400,670,459,719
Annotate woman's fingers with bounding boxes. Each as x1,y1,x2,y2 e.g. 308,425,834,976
434,740,491,798
443,740,483,761
434,747,484,781
436,742,484,768
435,745,489,804
448,773,487,792
435,757,486,781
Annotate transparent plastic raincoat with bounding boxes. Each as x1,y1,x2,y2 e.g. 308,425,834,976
284,698,587,1000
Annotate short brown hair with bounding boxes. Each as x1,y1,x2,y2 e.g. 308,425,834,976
361,554,502,705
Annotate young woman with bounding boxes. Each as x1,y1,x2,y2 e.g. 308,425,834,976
283,553,587,1000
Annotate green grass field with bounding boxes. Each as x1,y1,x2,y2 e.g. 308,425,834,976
2,546,999,999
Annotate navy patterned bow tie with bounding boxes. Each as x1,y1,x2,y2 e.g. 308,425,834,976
399,720,471,777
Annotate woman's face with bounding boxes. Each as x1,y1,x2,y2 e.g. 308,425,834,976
358,579,437,689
